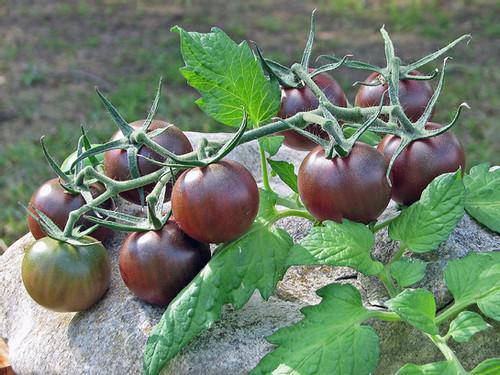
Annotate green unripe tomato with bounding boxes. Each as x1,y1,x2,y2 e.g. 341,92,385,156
22,237,111,312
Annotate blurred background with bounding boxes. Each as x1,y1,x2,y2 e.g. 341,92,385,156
0,0,498,247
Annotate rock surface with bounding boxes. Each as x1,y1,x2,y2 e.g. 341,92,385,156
1,132,498,374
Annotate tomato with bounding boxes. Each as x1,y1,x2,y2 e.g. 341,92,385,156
27,178,114,242
103,119,193,204
279,70,347,151
172,160,259,243
377,122,465,205
22,236,111,312
355,70,434,122
118,220,211,305
298,143,391,224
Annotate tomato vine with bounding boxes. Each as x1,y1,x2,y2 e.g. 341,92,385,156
19,10,499,375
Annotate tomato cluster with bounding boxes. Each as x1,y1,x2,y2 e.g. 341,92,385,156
23,118,261,311
22,67,466,313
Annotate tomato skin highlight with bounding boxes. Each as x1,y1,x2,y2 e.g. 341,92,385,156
27,178,114,242
172,160,259,244
118,220,211,306
377,122,466,206
298,143,391,224
22,236,111,312
103,119,193,205
355,71,434,122
279,71,347,151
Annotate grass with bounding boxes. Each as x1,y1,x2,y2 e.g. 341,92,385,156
0,0,498,245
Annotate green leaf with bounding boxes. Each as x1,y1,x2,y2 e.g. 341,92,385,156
287,220,383,276
389,171,465,253
144,222,293,375
251,284,379,375
257,188,278,222
386,289,438,334
444,252,500,321
267,159,298,193
259,136,284,157
464,163,500,233
343,126,381,146
390,257,427,287
397,361,458,375
471,358,500,374
173,26,280,127
447,311,491,343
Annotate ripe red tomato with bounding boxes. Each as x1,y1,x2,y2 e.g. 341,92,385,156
298,143,391,224
22,236,111,312
171,160,259,243
104,119,193,204
355,71,434,122
27,178,114,242
279,70,347,151
377,122,466,205
119,220,211,305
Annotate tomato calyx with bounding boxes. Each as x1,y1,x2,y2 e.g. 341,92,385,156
318,27,470,86
254,10,350,89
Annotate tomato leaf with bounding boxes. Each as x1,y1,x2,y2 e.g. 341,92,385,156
464,163,500,233
386,289,438,334
389,171,465,253
444,252,500,321
390,257,427,287
143,222,293,375
267,159,298,193
257,188,278,222
447,311,491,343
471,358,500,374
287,220,383,276
397,361,458,375
251,284,379,375
259,135,284,157
173,26,281,127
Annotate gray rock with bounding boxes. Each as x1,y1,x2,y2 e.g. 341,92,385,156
1,132,498,374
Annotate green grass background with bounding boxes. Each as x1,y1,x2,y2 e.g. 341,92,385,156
1,0,498,246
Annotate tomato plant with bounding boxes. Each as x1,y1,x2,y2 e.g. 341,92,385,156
355,70,434,122
104,119,193,205
119,220,211,305
27,178,114,242
278,70,347,151
22,236,111,312
171,160,259,244
378,122,466,205
298,143,391,224
16,10,497,375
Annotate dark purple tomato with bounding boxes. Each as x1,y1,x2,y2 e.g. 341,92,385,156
355,70,434,122
298,143,391,224
103,119,193,205
118,220,211,306
27,178,114,242
171,160,259,244
279,70,348,151
22,236,111,312
377,122,466,205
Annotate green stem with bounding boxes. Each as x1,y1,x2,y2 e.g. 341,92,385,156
259,143,272,191
271,209,315,223
369,310,401,322
390,243,407,263
426,334,467,374
372,213,400,232
275,196,301,209
435,301,470,326
378,266,399,298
